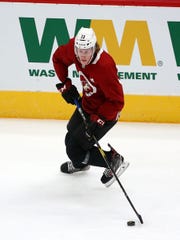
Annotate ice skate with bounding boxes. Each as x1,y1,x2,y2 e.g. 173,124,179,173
101,144,129,187
60,161,90,174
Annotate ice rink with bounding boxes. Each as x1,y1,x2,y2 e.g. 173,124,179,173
0,118,180,240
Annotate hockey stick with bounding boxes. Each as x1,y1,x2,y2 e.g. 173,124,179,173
74,99,143,224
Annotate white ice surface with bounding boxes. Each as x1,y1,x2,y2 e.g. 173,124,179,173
0,118,180,240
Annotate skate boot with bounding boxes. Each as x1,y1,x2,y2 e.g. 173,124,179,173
101,144,129,187
60,161,90,174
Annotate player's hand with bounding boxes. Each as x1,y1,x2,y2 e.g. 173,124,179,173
84,114,105,141
56,78,72,93
56,78,80,105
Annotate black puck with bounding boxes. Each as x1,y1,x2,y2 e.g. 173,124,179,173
127,221,135,226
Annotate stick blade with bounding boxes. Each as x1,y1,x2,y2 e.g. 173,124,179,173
138,214,144,224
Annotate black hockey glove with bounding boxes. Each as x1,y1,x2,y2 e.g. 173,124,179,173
56,78,80,105
85,114,105,140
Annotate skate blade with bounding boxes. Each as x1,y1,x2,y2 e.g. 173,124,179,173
105,161,130,188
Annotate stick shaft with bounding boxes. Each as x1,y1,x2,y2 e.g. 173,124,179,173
74,99,143,224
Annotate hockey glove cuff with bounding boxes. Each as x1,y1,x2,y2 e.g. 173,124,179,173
85,115,105,141
56,78,80,105
56,78,72,93
90,114,105,127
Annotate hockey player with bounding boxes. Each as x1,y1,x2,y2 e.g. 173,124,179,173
52,27,128,187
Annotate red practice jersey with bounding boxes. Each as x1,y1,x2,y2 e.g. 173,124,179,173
53,38,124,121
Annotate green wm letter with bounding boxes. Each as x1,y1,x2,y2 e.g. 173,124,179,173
168,22,180,66
19,18,70,62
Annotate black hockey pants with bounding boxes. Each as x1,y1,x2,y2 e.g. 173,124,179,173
65,108,117,168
